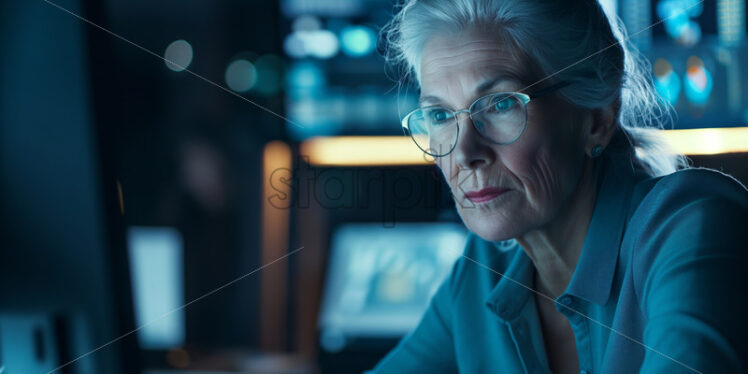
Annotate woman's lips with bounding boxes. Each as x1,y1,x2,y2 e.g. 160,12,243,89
464,187,509,203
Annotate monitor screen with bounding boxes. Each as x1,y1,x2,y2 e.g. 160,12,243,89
127,226,185,350
318,222,467,351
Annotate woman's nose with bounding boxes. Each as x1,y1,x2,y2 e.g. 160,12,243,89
451,113,494,170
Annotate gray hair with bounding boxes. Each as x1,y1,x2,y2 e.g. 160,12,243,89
381,0,688,176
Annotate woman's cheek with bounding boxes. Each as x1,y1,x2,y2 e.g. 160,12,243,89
514,147,563,212
437,157,461,194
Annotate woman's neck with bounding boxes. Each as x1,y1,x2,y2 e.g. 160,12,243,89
517,156,599,299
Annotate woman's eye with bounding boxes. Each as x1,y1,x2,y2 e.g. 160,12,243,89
492,97,516,112
430,110,451,123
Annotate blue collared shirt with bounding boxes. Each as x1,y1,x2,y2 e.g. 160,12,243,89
369,151,748,373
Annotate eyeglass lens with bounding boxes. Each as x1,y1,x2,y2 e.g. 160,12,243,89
407,93,526,156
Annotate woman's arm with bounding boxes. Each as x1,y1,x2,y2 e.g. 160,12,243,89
366,268,459,373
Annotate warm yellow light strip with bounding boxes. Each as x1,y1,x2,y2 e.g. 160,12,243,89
300,136,431,166
301,128,748,166
660,127,748,155
261,140,291,350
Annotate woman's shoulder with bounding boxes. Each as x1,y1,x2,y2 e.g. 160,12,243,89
622,167,748,317
654,166,746,196
626,167,748,292
627,167,748,243
629,167,748,224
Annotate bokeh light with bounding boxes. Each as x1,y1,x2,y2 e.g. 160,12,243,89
653,58,681,105
225,59,257,92
657,0,703,46
284,30,339,59
340,25,376,57
284,33,306,58
163,40,193,72
683,56,713,106
253,54,284,95
292,15,322,32
717,0,745,47
286,61,325,89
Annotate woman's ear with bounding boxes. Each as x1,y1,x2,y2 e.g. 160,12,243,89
586,99,619,156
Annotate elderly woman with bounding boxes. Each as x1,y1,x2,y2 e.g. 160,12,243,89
369,0,748,373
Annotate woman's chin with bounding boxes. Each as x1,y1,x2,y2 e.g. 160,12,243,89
461,215,520,243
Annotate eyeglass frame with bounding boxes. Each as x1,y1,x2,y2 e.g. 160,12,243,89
401,80,572,157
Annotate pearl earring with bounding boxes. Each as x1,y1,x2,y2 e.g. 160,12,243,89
590,144,604,158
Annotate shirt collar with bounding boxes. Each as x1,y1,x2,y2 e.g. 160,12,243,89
564,150,642,305
484,150,644,318
484,243,535,321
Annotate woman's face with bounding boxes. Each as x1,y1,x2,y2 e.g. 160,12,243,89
419,28,589,242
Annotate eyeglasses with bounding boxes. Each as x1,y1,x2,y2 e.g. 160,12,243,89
401,81,571,157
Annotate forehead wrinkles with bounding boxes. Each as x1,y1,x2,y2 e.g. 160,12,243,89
420,39,514,74
420,37,526,100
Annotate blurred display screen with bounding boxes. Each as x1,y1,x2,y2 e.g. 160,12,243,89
127,226,185,350
642,0,747,127
318,222,467,351
282,0,746,138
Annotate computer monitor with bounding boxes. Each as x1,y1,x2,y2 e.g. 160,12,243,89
318,222,467,353
0,0,139,372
